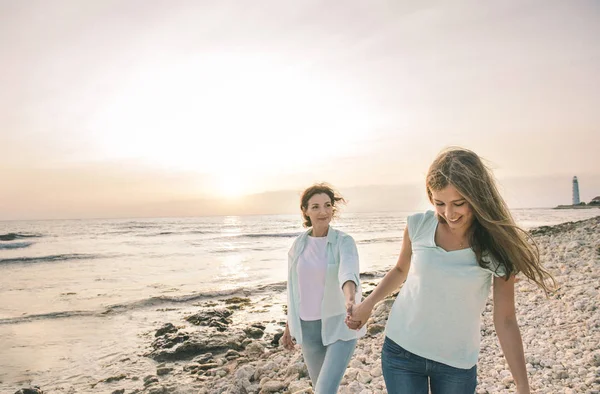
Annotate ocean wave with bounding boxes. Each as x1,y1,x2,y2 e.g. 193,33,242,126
0,242,34,250
0,283,288,325
240,232,301,239
137,230,215,237
0,271,391,325
211,246,269,254
0,232,43,241
0,310,97,325
137,231,175,237
102,282,288,313
0,253,102,265
357,236,402,245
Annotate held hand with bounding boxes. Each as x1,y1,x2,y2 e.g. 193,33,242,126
344,304,360,330
345,301,372,330
281,326,295,351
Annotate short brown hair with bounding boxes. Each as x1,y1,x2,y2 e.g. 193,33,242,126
300,183,346,228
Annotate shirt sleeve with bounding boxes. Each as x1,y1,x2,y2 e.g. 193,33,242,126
407,212,428,243
338,235,360,290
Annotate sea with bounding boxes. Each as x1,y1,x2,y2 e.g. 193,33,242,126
1,208,598,392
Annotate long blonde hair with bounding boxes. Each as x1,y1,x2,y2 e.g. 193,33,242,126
426,147,556,294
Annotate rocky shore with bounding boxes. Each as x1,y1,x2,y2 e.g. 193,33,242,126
16,217,600,394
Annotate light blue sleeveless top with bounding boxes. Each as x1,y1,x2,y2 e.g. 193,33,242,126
385,211,506,369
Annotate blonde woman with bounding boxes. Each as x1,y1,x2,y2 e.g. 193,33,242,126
347,148,555,394
282,183,366,393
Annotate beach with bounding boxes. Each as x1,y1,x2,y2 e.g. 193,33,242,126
143,216,599,394
4,211,599,394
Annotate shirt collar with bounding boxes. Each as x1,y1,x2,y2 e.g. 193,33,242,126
304,226,337,245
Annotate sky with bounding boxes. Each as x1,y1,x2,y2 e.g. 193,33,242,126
1,0,599,220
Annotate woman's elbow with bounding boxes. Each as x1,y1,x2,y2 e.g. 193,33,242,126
494,312,518,330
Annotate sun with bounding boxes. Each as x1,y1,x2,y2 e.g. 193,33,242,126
217,175,248,199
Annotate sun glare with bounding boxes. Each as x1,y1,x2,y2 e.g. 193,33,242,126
88,52,373,197
217,175,247,199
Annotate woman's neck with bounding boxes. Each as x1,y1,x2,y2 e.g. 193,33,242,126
443,222,472,241
311,225,329,238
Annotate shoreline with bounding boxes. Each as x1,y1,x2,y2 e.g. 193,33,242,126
12,216,600,394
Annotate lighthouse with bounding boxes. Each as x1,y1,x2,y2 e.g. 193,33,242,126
572,176,580,205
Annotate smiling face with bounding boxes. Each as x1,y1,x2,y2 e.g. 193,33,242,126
302,193,333,230
430,184,475,231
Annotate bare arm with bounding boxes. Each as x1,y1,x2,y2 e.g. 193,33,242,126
347,227,412,329
343,280,356,303
493,275,530,394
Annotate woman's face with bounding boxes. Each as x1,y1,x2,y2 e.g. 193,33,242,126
431,184,475,231
303,193,333,228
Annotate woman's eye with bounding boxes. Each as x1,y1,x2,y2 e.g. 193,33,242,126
454,202,465,207
435,202,444,206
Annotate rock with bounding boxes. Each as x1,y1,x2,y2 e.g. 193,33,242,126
151,332,190,350
235,364,257,381
14,388,44,394
367,324,385,336
260,380,286,393
288,380,312,393
192,353,213,363
156,367,173,376
214,368,228,377
185,308,234,331
224,297,252,305
370,365,382,377
155,323,178,337
145,384,167,394
111,390,125,394
198,363,219,371
149,332,244,361
290,389,313,394
244,326,265,339
271,331,284,346
225,349,241,360
245,341,266,357
255,361,278,379
357,370,372,384
143,375,159,386
285,361,308,378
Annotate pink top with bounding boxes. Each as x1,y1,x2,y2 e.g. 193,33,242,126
296,235,328,321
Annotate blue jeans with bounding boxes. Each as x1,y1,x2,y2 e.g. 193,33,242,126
381,336,477,394
300,319,357,394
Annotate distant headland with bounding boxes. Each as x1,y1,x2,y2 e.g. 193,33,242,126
554,201,600,209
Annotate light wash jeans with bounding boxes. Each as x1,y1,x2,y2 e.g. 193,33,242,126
381,336,477,394
300,319,357,394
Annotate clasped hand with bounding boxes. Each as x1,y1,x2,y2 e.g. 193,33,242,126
345,299,371,331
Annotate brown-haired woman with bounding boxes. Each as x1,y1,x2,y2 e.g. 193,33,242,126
282,183,366,393
347,147,555,394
